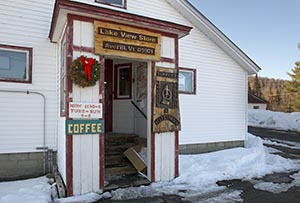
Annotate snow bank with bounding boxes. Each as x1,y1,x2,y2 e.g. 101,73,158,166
0,176,52,203
248,109,300,131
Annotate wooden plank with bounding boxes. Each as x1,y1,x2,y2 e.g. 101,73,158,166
154,134,161,181
73,20,81,46
92,134,100,192
94,21,161,61
81,21,94,48
80,134,93,194
169,132,175,179
72,135,81,195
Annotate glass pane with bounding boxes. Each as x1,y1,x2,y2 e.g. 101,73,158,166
179,71,193,92
97,0,123,6
0,49,27,80
119,67,130,96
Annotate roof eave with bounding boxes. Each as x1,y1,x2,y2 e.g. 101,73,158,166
49,0,193,43
167,0,261,74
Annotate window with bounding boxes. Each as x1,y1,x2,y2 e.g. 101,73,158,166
179,68,196,94
115,63,132,99
95,0,126,8
0,44,32,83
253,106,260,109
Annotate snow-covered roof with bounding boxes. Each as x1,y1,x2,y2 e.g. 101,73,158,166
166,0,261,75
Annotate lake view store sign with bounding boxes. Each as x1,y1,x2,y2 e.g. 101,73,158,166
56,10,192,196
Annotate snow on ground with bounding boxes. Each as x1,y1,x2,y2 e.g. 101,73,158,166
110,134,300,201
0,176,52,203
1,134,299,202
248,109,300,131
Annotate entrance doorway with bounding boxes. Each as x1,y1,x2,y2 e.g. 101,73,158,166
103,58,150,189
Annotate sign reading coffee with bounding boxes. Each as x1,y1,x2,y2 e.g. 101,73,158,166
153,67,181,133
94,21,161,60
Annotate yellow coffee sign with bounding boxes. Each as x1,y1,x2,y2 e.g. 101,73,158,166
94,21,161,61
65,120,104,135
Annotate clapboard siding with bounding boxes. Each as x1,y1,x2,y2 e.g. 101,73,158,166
179,27,247,144
70,0,248,144
0,1,57,153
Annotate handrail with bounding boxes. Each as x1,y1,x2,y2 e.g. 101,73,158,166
130,100,147,119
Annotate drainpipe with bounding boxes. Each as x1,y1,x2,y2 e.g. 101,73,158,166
0,89,47,173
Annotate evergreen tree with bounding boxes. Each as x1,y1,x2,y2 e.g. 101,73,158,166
285,61,300,111
253,74,263,98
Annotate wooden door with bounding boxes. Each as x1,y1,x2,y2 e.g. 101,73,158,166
105,59,113,132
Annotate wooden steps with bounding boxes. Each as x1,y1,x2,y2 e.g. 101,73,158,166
105,133,139,177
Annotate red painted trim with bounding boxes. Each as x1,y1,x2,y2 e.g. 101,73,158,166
114,63,132,100
160,57,175,63
99,134,105,189
68,14,95,23
66,135,73,196
175,131,179,177
174,34,180,178
178,67,196,95
99,55,105,189
65,15,74,197
73,45,94,53
0,44,32,84
95,0,127,9
66,15,73,95
49,0,192,41
150,61,155,182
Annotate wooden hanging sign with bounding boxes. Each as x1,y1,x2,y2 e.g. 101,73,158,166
94,21,161,61
152,67,181,133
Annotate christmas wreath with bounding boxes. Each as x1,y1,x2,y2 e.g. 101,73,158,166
69,56,100,88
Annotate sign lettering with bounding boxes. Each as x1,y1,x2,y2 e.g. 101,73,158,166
69,102,102,119
153,67,181,133
66,120,104,135
94,21,161,61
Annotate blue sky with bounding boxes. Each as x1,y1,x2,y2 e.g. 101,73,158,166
189,0,300,80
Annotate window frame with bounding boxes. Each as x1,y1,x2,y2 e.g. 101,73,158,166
114,63,132,99
0,44,32,84
95,0,127,9
178,67,196,95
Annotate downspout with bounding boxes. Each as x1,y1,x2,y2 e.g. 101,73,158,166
0,89,47,173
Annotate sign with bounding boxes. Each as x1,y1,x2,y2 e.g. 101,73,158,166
94,21,161,61
152,67,181,133
69,102,102,119
65,120,104,135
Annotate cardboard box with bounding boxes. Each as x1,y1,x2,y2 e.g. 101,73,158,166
124,147,147,172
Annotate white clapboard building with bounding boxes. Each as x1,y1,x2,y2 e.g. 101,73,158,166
0,0,259,196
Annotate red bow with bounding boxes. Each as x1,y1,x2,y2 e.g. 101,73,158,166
81,56,94,80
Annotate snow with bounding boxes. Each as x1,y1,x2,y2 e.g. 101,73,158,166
110,134,300,200
248,109,300,131
0,176,52,203
1,109,299,202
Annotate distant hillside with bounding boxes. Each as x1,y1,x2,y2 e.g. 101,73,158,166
248,76,290,111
